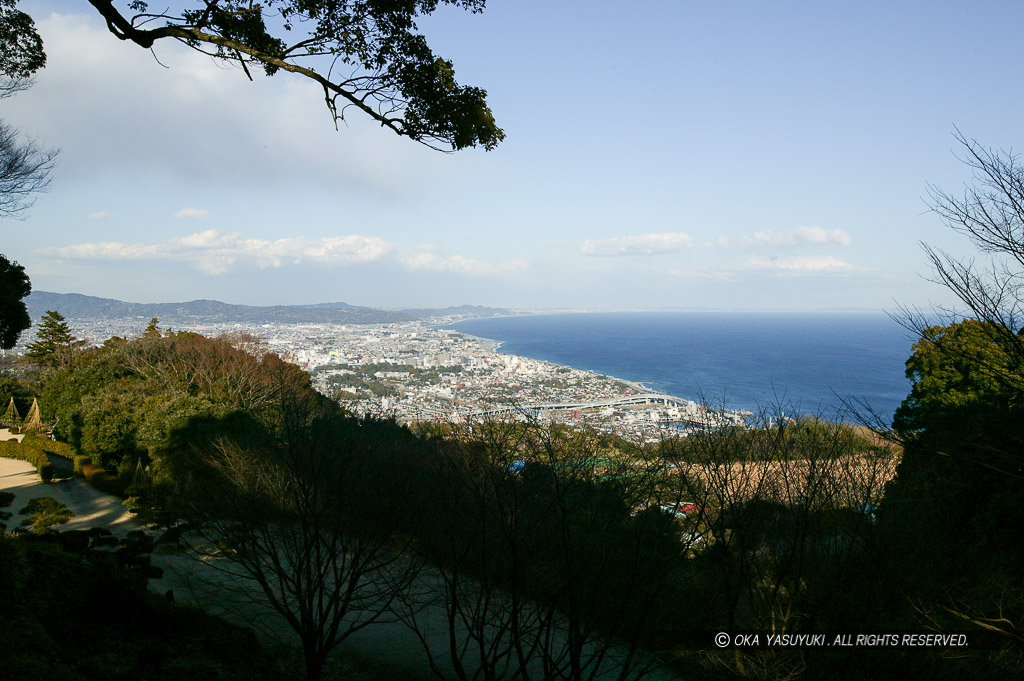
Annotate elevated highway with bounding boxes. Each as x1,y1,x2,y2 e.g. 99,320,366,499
469,393,696,418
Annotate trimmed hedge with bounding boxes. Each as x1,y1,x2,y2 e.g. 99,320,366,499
16,434,76,460
0,440,53,483
36,460,53,483
80,464,128,497
38,440,75,460
73,456,92,477
0,437,125,494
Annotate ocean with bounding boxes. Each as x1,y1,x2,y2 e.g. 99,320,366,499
446,312,916,422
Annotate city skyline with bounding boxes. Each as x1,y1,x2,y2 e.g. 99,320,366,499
4,1,1022,312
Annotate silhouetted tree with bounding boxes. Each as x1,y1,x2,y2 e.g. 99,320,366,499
916,131,1024,345
173,365,423,681
0,107,56,218
660,404,898,679
884,318,1024,648
0,0,45,80
0,253,30,349
884,132,1024,650
0,2,53,359
1,0,55,218
400,418,678,681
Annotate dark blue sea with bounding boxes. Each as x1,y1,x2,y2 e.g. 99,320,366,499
446,312,915,422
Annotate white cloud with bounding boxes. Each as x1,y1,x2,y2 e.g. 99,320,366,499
0,12,458,198
747,255,854,272
174,208,209,219
88,211,108,220
579,232,695,257
400,251,528,276
578,226,850,258
637,265,736,280
35,230,526,277
716,226,852,248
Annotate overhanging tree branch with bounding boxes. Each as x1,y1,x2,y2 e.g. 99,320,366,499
85,0,504,151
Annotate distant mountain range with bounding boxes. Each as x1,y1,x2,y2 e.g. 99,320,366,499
25,291,509,325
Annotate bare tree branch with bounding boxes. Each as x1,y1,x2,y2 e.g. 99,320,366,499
0,119,57,218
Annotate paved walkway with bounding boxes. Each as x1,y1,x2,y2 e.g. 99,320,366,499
0,456,141,536
0,428,25,443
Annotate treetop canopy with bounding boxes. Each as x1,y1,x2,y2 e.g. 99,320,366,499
0,0,45,80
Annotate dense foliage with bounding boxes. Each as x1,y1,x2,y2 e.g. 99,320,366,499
882,319,1024,658
40,330,313,471
0,0,44,79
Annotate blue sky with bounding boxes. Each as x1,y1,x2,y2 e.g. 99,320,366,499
2,0,1022,311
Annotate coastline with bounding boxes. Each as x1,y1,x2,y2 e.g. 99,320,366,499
444,311,909,421
455,330,672,401
460,333,502,354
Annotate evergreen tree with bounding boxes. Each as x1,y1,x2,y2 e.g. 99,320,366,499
24,309,81,367
142,316,160,338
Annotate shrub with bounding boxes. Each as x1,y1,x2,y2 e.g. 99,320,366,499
0,440,54,483
36,459,53,483
81,464,128,497
13,434,78,461
79,464,105,480
39,440,75,460
73,456,92,477
19,497,74,534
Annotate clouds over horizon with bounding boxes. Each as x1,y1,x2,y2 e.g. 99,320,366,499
578,226,852,257
579,232,695,256
746,255,854,272
714,226,852,248
36,230,528,277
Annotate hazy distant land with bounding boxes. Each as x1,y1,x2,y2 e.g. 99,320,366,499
25,291,511,326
